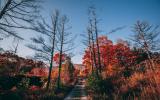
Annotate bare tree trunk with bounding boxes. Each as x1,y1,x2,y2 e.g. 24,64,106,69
46,13,59,90
94,18,102,73
57,46,63,89
14,42,19,54
46,44,55,89
87,28,94,73
90,25,98,76
57,17,65,89
140,28,155,71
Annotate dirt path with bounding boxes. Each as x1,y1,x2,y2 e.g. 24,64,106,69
64,78,88,100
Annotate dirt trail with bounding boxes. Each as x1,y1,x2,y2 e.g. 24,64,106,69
64,78,87,100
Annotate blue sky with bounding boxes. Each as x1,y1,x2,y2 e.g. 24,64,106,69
0,0,160,64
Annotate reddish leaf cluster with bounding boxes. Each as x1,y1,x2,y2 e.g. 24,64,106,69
82,36,137,73
27,67,48,77
29,85,40,91
53,52,66,64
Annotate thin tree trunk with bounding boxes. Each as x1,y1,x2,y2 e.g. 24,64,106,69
46,14,58,90
90,27,98,76
57,47,63,89
88,28,94,73
57,19,65,89
14,41,19,54
94,18,102,73
140,29,158,95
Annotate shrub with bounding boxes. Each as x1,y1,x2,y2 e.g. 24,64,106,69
0,91,22,100
29,76,43,87
0,76,17,90
17,77,30,90
86,72,114,94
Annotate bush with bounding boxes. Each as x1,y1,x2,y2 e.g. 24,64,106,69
0,75,44,91
29,76,43,87
0,91,22,100
17,77,30,90
0,76,17,90
86,73,114,94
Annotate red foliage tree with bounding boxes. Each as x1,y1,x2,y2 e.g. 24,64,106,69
113,39,137,67
82,36,137,74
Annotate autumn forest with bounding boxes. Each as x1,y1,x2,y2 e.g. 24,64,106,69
0,0,160,100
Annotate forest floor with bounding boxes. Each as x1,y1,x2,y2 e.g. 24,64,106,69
64,78,88,100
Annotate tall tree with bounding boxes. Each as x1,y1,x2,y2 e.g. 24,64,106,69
0,0,41,39
81,20,96,74
87,27,94,73
131,21,160,71
88,7,102,74
88,19,98,74
27,10,59,90
56,15,74,89
83,36,136,74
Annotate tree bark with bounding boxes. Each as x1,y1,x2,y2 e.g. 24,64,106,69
94,18,102,73
46,13,58,90
88,28,94,73
57,18,65,89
